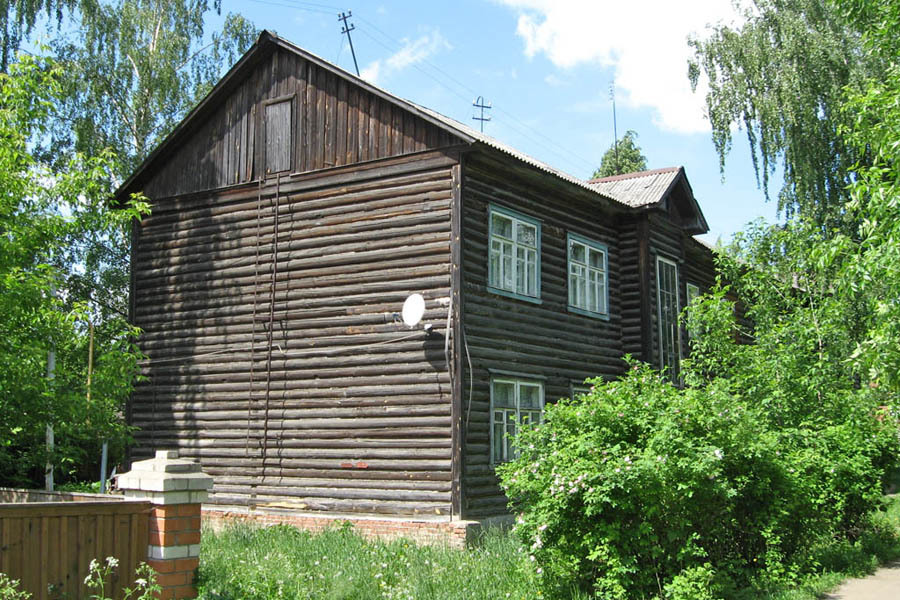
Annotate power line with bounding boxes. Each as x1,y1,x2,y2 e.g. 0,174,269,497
245,0,597,175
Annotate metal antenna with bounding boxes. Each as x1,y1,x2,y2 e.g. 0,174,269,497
472,96,492,133
338,11,359,76
610,81,620,175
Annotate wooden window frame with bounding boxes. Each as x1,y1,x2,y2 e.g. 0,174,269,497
656,255,682,378
490,377,544,465
487,204,542,304
567,233,610,320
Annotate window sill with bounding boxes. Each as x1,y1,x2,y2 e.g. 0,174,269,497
567,305,610,321
487,286,542,305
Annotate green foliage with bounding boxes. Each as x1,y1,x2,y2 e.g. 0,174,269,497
48,0,257,178
197,522,566,600
498,363,897,599
0,574,29,600
0,0,78,70
688,0,880,223
0,53,148,486
84,557,160,600
592,130,648,179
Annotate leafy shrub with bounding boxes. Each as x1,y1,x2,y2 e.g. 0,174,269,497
497,363,898,599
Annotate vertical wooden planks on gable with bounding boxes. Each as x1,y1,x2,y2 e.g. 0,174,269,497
324,69,337,167
347,84,358,165
336,77,348,167
296,58,307,174
315,64,326,170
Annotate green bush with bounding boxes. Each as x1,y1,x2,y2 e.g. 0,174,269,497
497,363,898,599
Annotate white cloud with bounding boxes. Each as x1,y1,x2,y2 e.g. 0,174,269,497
496,0,742,134
360,30,452,85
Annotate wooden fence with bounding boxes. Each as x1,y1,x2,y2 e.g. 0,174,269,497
0,497,151,600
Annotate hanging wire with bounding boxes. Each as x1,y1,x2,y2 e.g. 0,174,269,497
254,0,597,175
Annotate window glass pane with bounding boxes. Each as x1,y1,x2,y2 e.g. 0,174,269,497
517,223,536,247
506,412,517,459
569,272,577,306
526,250,536,296
489,242,501,287
492,416,504,462
492,213,512,238
520,383,541,409
521,409,542,426
657,259,680,376
493,381,515,407
570,241,585,263
589,248,604,269
502,251,513,289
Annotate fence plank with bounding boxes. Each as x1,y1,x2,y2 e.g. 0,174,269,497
0,499,151,599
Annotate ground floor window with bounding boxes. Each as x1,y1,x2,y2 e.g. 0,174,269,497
491,377,544,464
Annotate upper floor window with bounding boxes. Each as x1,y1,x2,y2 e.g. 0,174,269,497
567,233,609,318
491,377,544,464
488,205,541,302
657,256,681,378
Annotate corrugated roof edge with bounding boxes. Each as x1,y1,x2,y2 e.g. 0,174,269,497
587,166,681,184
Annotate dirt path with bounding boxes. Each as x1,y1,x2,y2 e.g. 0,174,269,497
822,561,900,599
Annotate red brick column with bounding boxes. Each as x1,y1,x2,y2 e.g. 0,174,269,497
118,450,213,600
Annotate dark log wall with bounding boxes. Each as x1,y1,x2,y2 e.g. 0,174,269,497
646,212,723,365
618,217,645,361
646,212,688,370
459,154,627,518
140,47,458,200
131,151,458,517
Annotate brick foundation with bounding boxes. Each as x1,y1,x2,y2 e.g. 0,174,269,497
204,507,483,548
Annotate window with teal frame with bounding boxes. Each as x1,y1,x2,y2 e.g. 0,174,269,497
490,377,544,464
567,233,609,319
487,205,541,303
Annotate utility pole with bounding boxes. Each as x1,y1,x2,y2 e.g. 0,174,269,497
610,81,620,175
472,96,492,133
338,11,359,77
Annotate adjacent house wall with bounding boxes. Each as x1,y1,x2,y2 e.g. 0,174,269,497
458,152,629,518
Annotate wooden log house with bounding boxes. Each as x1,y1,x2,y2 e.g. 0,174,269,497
117,31,719,527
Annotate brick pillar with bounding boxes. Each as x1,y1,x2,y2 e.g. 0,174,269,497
117,450,213,600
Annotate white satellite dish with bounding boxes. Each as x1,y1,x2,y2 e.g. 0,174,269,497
401,293,426,327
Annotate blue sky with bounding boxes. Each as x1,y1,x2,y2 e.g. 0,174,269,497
225,0,782,242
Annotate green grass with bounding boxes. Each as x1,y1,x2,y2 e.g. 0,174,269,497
196,495,900,600
196,521,569,600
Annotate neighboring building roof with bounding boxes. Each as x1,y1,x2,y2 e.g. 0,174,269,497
587,167,709,235
586,167,682,208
